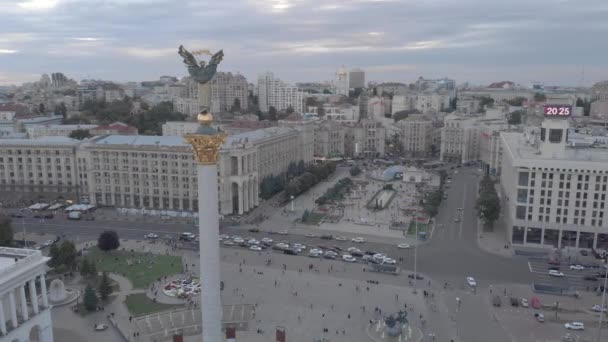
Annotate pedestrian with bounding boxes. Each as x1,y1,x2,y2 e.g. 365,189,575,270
348,314,351,319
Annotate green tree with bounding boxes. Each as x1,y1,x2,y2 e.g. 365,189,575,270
230,98,241,113
97,230,120,252
83,286,98,311
48,240,78,270
89,260,97,276
534,93,546,102
80,258,90,276
38,103,45,114
505,97,526,107
423,190,443,218
286,106,295,115
322,89,332,94
0,216,13,247
98,272,112,300
478,96,494,109
297,160,305,175
476,175,500,227
69,129,92,140
507,110,524,125
301,209,310,222
268,106,278,121
138,101,186,134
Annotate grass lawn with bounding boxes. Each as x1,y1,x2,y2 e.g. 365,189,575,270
125,293,183,316
86,247,182,289
407,221,429,235
302,212,326,225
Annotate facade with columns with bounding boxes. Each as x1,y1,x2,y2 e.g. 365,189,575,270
218,136,259,215
0,247,53,342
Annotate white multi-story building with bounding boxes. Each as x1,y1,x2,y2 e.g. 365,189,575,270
257,72,304,113
367,97,391,119
26,124,98,139
394,116,433,156
320,104,359,122
173,97,201,116
440,114,477,163
500,117,608,250
335,67,349,96
0,247,53,342
162,121,200,136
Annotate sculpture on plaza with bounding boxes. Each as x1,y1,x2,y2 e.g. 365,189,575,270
49,279,67,302
384,310,408,337
178,45,224,85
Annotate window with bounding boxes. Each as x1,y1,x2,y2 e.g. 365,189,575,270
516,206,526,219
518,172,529,186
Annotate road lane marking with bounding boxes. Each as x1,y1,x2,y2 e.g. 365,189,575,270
528,262,533,272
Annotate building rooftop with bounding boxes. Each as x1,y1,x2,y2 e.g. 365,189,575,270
94,135,189,147
502,132,608,164
0,247,45,274
0,136,80,146
226,126,296,146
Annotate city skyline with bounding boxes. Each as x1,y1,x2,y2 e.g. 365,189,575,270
1,0,608,86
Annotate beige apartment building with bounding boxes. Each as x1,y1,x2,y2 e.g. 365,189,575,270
314,121,345,158
0,137,81,204
394,116,433,156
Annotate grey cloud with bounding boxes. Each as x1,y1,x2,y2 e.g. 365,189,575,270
0,0,607,85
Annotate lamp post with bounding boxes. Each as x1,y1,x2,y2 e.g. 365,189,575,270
185,111,227,342
413,212,418,294
597,266,608,342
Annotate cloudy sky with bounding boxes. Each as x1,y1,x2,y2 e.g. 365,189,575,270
1,0,608,86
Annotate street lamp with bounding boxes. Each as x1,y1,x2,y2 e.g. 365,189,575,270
290,195,295,212
413,212,419,294
597,266,608,342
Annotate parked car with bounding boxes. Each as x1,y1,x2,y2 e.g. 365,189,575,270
466,276,477,287
549,270,565,277
534,312,545,322
564,322,584,330
94,324,108,331
278,230,289,235
320,235,333,240
335,236,347,241
179,232,196,241
521,298,529,308
283,249,298,255
351,237,366,243
408,273,424,280
492,295,502,307
342,255,356,262
144,233,158,239
397,243,411,249
591,305,607,313
248,227,260,233
569,264,585,270
510,297,519,307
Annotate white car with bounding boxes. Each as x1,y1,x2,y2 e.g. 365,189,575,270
274,243,289,250
397,243,411,249
305,233,317,238
569,265,584,270
382,257,397,265
347,247,360,252
144,233,158,239
43,239,55,247
335,236,347,241
278,230,289,235
308,250,322,258
309,248,323,254
94,324,108,331
219,234,230,240
247,239,260,245
233,237,244,243
372,253,386,261
261,237,273,244
549,270,565,277
342,255,356,262
466,276,477,287
564,322,584,330
223,240,236,246
249,245,262,251
520,298,529,307
351,237,366,243
293,243,306,250
591,305,607,313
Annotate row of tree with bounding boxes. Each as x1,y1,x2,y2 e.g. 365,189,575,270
260,174,286,200
476,175,501,228
316,177,353,205
285,162,337,199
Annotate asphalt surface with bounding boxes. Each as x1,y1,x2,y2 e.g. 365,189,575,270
5,166,535,289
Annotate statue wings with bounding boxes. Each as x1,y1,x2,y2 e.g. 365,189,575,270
178,45,198,68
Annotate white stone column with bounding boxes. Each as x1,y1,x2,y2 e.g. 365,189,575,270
0,296,6,335
243,180,249,213
238,183,244,215
19,285,29,321
40,274,49,308
198,163,223,342
8,290,18,328
29,279,39,315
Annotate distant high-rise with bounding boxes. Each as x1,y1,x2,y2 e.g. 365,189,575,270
349,69,365,89
210,72,248,113
51,72,68,88
257,72,304,113
335,67,349,96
